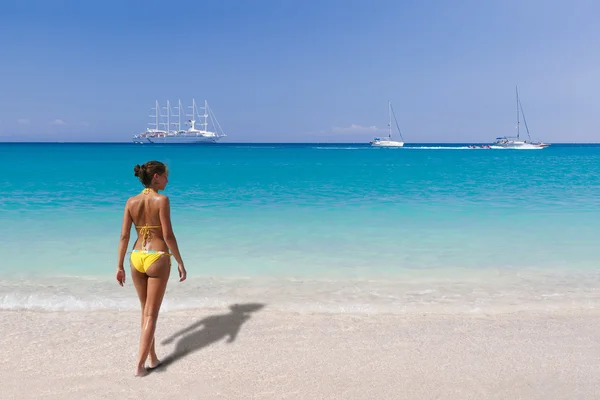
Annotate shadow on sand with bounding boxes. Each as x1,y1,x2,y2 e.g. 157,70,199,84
153,303,265,371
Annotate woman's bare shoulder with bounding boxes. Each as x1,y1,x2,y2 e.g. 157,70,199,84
145,193,169,206
156,193,170,204
125,192,168,208
124,193,143,208
126,193,140,203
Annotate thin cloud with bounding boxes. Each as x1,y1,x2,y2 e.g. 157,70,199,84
50,119,67,126
79,121,90,126
330,124,387,134
17,118,30,125
300,124,388,140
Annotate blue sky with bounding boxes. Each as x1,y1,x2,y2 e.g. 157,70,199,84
0,0,598,143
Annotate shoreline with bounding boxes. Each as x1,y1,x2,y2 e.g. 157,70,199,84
3,307,599,399
3,268,600,314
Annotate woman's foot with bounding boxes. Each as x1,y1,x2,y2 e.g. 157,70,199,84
147,350,161,369
135,365,149,377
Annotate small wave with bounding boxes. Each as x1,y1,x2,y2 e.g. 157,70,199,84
312,146,366,150
404,146,472,150
230,146,277,149
1,275,597,314
0,292,139,311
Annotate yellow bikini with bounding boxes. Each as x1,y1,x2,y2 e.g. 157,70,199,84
130,249,170,273
129,188,172,273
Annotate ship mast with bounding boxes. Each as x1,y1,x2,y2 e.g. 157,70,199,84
178,99,182,132
203,100,209,133
388,100,392,140
516,86,520,141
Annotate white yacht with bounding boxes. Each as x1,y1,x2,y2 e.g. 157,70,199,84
370,101,405,147
492,87,550,149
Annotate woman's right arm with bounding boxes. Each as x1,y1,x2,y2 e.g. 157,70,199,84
159,196,187,282
116,200,133,286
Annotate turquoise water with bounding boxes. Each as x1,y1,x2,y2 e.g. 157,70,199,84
2,143,600,312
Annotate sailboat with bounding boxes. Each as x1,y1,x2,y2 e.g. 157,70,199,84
370,101,405,147
492,87,550,149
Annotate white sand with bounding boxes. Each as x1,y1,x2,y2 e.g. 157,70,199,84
2,307,599,399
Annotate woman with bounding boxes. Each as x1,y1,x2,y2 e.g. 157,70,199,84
116,160,187,377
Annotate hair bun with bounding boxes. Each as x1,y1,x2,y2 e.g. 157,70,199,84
133,160,165,187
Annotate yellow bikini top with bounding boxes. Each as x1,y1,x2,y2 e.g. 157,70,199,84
136,187,161,250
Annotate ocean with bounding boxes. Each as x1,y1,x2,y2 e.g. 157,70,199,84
2,143,600,313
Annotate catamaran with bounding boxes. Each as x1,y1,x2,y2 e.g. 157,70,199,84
133,99,226,144
492,87,550,149
370,101,405,147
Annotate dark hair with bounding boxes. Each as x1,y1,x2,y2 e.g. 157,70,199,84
133,161,167,187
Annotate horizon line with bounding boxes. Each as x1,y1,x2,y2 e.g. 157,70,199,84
1,141,600,145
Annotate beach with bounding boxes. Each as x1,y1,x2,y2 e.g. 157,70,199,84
2,143,600,399
2,307,599,399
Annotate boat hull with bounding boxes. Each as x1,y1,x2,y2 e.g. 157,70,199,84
491,142,549,150
133,135,223,144
370,141,404,147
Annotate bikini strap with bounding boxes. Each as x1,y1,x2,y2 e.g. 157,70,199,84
136,224,162,250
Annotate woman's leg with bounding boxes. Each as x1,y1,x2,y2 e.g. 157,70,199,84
131,268,160,368
131,256,171,376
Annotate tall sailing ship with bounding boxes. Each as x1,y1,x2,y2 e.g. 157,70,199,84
133,99,226,144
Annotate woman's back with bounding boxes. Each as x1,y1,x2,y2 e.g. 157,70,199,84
128,188,167,252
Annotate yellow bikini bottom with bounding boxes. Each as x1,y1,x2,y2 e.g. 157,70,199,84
130,250,172,273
